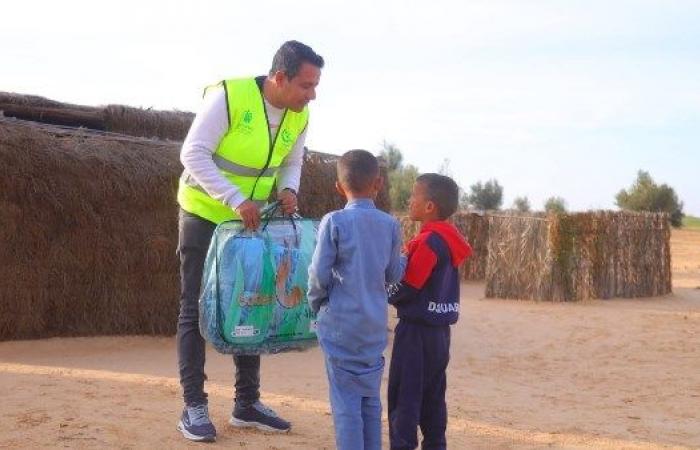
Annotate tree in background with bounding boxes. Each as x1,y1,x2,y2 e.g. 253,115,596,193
459,191,471,211
544,196,567,214
616,170,684,227
512,196,531,213
380,140,403,171
378,141,419,211
466,179,503,211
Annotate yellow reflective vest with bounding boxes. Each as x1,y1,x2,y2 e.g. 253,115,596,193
177,78,308,224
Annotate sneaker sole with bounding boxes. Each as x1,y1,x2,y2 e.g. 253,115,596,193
229,416,290,433
177,420,216,442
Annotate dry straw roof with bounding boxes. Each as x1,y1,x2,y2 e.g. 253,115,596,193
0,91,194,141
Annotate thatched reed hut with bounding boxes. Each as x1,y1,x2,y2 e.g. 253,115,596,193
1,91,194,141
103,105,194,141
0,118,182,340
1,97,387,339
398,212,489,281
485,211,672,301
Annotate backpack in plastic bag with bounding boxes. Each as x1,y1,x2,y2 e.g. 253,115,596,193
199,206,319,355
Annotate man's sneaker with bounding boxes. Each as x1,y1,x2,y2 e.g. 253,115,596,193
177,404,217,442
230,401,291,432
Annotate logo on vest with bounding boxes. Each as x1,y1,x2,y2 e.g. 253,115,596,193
280,129,293,147
243,109,253,124
235,110,254,134
427,301,460,314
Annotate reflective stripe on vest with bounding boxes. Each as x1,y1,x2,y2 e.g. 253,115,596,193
212,155,278,177
177,77,308,224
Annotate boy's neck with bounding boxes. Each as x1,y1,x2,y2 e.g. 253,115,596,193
417,216,442,225
344,191,376,202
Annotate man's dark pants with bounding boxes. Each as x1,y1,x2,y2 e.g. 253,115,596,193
176,209,260,407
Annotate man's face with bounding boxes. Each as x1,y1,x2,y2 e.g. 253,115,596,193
278,62,321,112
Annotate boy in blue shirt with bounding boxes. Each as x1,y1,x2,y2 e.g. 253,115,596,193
308,150,404,450
388,174,472,450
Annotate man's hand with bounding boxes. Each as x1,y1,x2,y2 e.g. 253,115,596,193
278,189,298,215
236,200,261,230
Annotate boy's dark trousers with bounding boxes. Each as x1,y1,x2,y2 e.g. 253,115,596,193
176,209,260,407
388,320,451,450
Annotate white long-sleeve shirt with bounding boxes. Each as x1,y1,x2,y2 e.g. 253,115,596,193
180,83,306,209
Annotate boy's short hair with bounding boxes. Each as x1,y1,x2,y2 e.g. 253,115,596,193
337,150,379,193
417,173,460,220
270,40,325,79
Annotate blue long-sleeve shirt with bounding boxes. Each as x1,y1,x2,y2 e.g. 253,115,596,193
308,199,404,382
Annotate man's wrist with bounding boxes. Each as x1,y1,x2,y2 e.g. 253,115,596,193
229,192,247,210
281,187,297,196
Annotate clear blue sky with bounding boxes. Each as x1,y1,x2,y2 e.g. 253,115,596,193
3,0,698,214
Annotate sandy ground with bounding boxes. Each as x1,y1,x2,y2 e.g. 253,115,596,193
1,231,699,449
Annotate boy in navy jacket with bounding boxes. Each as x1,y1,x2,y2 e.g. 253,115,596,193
388,173,472,450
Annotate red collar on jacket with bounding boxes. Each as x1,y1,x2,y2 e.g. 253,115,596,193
409,221,472,267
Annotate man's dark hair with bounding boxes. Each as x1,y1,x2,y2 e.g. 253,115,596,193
337,150,379,193
270,40,324,79
417,173,460,220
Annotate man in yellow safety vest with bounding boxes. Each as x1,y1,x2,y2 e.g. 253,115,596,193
176,40,323,443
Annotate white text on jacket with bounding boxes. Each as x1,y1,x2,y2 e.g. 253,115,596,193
427,302,460,313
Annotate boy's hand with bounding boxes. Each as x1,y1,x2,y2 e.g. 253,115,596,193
278,189,298,215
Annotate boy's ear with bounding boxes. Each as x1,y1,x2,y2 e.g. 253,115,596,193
373,175,384,193
426,200,437,215
335,181,346,198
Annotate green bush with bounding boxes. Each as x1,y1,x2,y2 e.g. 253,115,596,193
616,170,684,227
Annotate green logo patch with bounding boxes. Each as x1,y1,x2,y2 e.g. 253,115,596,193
281,129,293,146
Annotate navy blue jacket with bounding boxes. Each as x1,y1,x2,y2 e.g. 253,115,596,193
389,221,472,326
